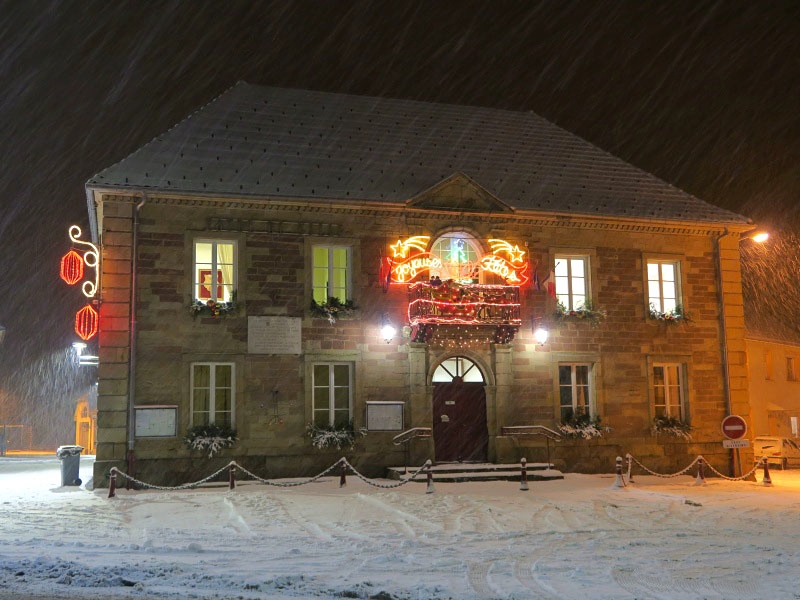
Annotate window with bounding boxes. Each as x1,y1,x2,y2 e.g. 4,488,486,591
559,364,593,422
312,363,352,427
194,240,236,302
765,350,773,380
313,246,351,304
191,363,234,427
787,356,796,381
652,363,685,421
647,261,681,315
430,234,481,283
554,256,589,310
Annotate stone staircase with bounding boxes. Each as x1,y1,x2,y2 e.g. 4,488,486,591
386,462,564,483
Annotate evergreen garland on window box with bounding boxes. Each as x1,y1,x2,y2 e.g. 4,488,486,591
554,300,606,327
310,297,358,325
649,303,688,323
306,422,366,450
651,415,692,440
190,291,238,319
184,424,238,458
558,411,605,439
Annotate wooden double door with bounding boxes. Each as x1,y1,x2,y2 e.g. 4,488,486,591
432,378,488,462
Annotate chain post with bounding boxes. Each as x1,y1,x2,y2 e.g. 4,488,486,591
108,468,117,498
425,459,435,494
229,463,236,490
694,457,706,485
762,457,772,486
519,457,529,491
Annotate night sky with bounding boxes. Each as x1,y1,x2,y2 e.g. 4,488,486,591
1,2,798,442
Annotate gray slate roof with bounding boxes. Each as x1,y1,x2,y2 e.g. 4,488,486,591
88,82,749,225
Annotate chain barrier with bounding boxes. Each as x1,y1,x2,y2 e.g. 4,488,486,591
625,453,700,479
108,457,432,494
231,458,345,487
109,463,234,491
625,453,768,482
339,458,431,489
703,456,765,481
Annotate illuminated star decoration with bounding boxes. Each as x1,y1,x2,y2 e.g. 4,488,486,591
390,236,430,259
488,239,525,263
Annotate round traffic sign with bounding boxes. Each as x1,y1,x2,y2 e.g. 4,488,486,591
721,415,747,440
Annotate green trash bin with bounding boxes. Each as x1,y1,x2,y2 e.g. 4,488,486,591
56,445,84,486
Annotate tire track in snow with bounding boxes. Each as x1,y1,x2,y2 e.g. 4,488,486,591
467,560,504,599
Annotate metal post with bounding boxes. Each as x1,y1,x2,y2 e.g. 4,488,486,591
762,458,772,487
626,454,634,483
229,463,236,490
519,457,529,491
108,469,117,499
339,460,347,488
611,456,626,489
695,457,706,485
545,437,551,468
425,459,435,494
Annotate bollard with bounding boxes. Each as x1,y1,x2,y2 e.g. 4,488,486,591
519,457,529,491
762,458,772,487
339,460,347,488
229,463,236,490
626,454,634,484
425,459,435,494
611,456,626,489
108,469,117,499
694,457,706,486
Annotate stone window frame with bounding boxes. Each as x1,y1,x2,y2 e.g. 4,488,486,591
549,247,598,310
557,363,595,423
643,253,685,318
550,351,602,425
192,238,239,303
189,361,236,428
304,350,362,429
646,355,691,424
305,236,360,308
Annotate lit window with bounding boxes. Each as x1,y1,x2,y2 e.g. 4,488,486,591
652,363,685,421
194,240,236,303
647,260,681,315
787,356,797,381
312,363,353,427
430,234,481,283
313,246,351,304
191,363,234,427
555,256,589,310
559,364,593,422
432,356,485,383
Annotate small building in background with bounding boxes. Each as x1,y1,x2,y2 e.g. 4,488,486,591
74,396,97,454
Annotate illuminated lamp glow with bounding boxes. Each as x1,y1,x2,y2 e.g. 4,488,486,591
75,305,99,341
60,250,84,285
751,232,769,243
533,327,549,346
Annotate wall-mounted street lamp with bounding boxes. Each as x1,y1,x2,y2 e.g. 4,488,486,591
750,232,769,243
381,313,397,344
72,341,98,366
533,327,549,346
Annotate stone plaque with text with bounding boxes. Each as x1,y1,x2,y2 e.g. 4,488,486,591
248,316,302,354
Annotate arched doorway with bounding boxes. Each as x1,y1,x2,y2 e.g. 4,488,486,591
432,356,488,462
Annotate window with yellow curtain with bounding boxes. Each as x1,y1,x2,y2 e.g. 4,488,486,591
312,246,351,304
194,240,236,302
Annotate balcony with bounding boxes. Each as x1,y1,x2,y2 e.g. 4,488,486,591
408,282,521,343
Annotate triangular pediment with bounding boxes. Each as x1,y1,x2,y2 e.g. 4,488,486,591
407,172,513,213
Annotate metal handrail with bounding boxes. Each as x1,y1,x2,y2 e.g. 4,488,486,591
501,425,562,468
501,425,562,441
392,427,432,446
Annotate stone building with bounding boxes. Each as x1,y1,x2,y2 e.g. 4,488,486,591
85,83,755,486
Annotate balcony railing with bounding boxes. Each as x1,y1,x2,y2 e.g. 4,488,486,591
407,282,521,326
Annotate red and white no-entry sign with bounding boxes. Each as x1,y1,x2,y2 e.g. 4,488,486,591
721,415,748,440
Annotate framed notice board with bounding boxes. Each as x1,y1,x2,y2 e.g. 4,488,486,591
366,402,404,431
134,405,178,438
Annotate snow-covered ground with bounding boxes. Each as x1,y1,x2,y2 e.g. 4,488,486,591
1,456,799,599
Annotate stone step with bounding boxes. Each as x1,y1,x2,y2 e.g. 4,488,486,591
386,463,564,482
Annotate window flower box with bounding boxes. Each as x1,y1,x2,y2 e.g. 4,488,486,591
310,297,358,325
306,422,366,450
649,303,687,323
190,291,238,319
184,424,238,458
554,300,606,327
651,415,692,440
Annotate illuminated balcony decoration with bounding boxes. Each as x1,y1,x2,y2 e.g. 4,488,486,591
384,235,529,286
75,305,99,341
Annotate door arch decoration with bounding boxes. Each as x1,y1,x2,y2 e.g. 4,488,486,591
432,356,488,462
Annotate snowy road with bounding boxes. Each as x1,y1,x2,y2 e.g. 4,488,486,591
1,456,799,599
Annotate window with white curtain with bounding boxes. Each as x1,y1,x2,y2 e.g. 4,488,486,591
554,256,589,310
191,363,234,427
652,363,686,421
647,260,681,315
312,246,351,304
194,240,236,303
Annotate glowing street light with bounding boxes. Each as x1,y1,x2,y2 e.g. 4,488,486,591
380,314,397,344
749,232,769,243
533,327,549,346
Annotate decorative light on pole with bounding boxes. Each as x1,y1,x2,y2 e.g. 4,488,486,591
381,313,397,344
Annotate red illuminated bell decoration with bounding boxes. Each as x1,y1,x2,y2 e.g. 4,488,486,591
75,305,99,341
60,250,84,285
